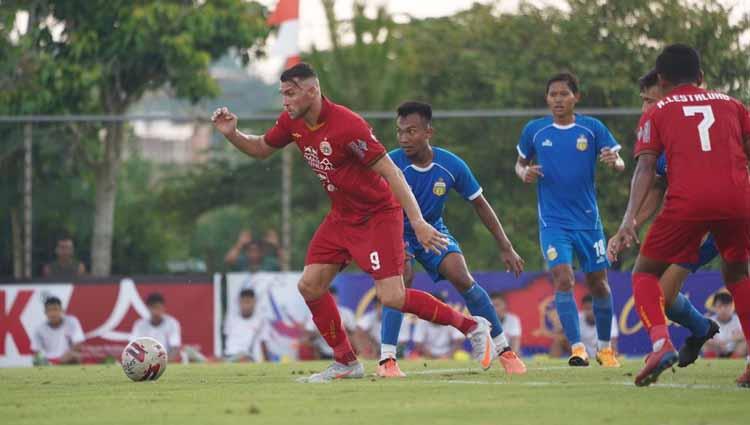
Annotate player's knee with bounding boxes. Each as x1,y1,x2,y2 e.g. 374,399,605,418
551,269,574,292
377,286,405,310
585,273,610,297
450,275,474,293
297,277,326,301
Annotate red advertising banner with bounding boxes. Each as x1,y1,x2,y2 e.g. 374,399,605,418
0,276,216,367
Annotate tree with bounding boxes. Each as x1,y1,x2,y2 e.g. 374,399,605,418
15,0,270,275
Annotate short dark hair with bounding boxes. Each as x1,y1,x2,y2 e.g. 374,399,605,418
280,62,317,82
638,68,659,92
655,44,701,85
546,72,579,94
397,101,432,125
581,294,593,304
712,292,733,306
44,296,62,308
239,289,255,299
146,292,165,306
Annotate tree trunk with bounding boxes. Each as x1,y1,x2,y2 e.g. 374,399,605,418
90,121,123,276
11,207,23,279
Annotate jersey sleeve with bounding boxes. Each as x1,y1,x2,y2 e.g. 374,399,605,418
738,101,750,139
169,318,182,348
516,122,536,160
263,112,294,148
453,156,483,201
593,119,621,152
31,326,43,352
345,118,387,166
634,109,664,158
69,316,85,345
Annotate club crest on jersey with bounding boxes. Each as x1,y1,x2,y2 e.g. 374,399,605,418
320,140,333,156
546,245,558,261
433,178,447,196
542,139,553,147
576,135,588,151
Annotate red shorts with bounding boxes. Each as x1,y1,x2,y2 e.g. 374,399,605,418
641,215,750,264
305,208,405,280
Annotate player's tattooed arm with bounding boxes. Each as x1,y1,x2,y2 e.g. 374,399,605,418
370,155,449,254
607,153,658,261
211,107,278,159
515,157,543,183
471,195,524,276
633,176,665,230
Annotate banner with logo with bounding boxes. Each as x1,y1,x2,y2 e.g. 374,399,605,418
223,272,310,361
0,276,217,367
328,271,726,356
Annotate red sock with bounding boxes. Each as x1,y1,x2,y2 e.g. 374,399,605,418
306,293,357,365
727,278,750,345
632,272,670,346
402,288,476,334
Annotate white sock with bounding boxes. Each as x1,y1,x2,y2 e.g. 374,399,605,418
597,340,611,351
493,333,509,353
746,355,749,366
652,338,665,352
380,344,397,362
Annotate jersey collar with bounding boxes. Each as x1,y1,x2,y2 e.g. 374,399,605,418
665,84,702,96
306,96,332,131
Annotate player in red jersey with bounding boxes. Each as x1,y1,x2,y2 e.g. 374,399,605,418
608,44,750,387
212,63,496,382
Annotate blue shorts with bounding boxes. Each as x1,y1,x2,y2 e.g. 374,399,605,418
678,234,719,273
539,228,610,273
405,226,462,283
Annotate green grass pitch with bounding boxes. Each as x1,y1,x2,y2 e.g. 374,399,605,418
2,358,747,425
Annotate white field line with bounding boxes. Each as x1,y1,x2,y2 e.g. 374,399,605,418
414,378,745,392
408,366,571,375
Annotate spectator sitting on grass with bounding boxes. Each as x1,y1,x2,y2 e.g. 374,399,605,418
223,289,270,362
31,296,85,366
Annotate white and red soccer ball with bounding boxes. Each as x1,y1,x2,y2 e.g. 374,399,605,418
121,337,167,382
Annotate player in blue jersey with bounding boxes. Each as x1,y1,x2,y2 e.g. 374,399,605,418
377,101,527,378
632,69,719,367
515,72,625,367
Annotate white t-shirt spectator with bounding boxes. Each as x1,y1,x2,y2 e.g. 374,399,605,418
224,313,269,360
709,313,744,354
31,315,85,359
412,319,464,358
356,310,411,344
131,315,182,352
579,313,618,358
500,312,522,339
304,306,356,356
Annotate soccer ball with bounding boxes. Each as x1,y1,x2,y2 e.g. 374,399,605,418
121,337,168,382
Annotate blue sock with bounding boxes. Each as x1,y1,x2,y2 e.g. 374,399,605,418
665,292,710,338
380,306,404,346
592,294,614,342
461,283,504,338
554,291,581,344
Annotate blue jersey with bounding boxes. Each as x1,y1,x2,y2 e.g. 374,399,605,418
517,114,620,230
656,153,667,178
389,147,482,234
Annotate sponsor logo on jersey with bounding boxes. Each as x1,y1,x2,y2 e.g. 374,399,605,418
433,178,447,196
347,139,369,160
576,135,588,151
303,146,334,171
546,245,558,261
638,120,651,144
542,139,553,147
292,132,302,140
320,140,332,156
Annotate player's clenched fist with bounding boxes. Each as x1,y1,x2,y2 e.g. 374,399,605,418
211,107,238,137
412,219,449,255
520,164,543,183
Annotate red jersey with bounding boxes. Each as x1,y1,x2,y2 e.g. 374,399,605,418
265,96,399,223
635,85,750,220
